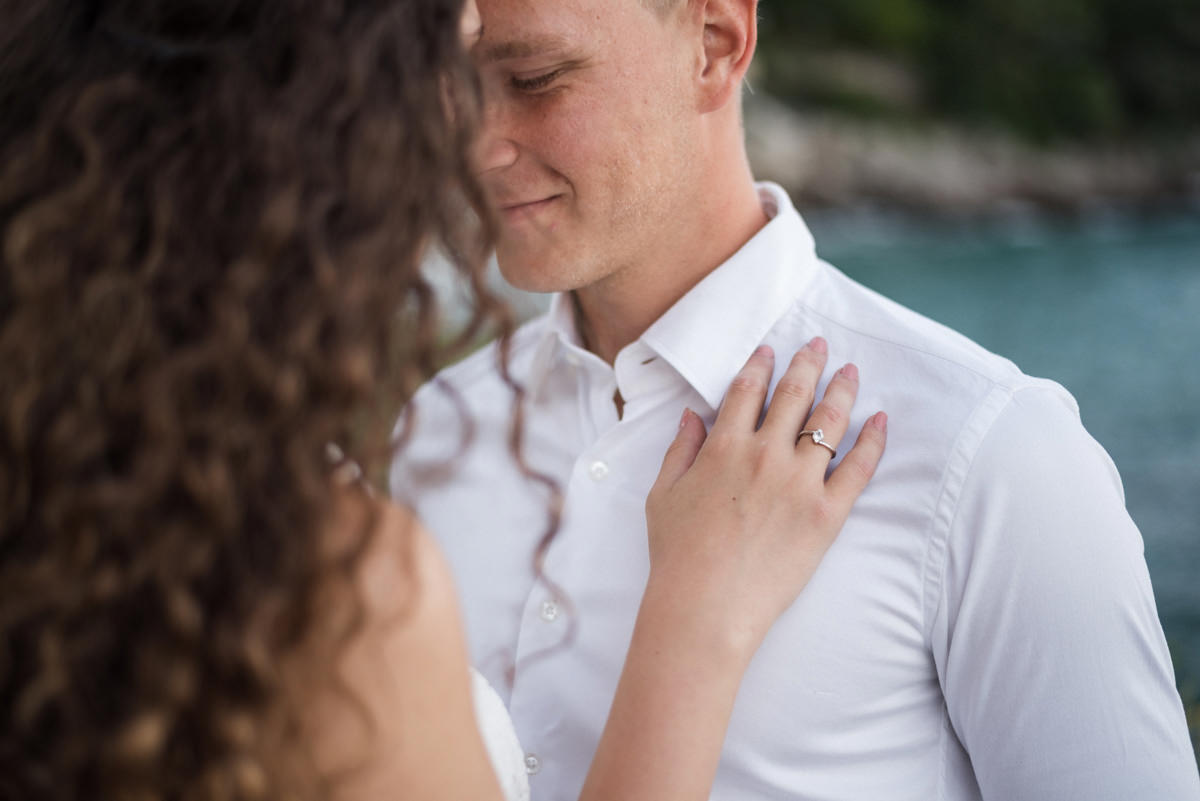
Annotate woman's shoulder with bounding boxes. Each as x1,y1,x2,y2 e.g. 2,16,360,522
302,489,503,800
326,488,463,642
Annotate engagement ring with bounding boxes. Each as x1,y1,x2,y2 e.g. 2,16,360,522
796,428,837,459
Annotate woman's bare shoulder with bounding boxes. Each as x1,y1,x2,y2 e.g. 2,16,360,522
302,488,502,801
344,491,462,629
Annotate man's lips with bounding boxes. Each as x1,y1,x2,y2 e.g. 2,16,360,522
498,194,562,218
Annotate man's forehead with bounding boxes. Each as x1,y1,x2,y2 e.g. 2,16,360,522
472,0,622,63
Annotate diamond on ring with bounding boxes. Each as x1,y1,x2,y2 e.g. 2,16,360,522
796,428,837,459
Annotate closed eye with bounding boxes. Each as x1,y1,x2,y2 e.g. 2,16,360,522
511,69,564,93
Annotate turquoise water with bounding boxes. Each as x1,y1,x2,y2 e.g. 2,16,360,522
805,207,1200,700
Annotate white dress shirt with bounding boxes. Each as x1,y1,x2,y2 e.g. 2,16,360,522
392,184,1200,801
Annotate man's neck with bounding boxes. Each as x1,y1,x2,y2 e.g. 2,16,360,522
573,177,767,365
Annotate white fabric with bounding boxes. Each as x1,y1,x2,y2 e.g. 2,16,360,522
394,184,1200,801
472,667,531,801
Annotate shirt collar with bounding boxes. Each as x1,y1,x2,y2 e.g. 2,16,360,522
527,183,818,410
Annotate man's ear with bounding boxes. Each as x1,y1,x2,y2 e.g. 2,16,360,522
694,0,757,113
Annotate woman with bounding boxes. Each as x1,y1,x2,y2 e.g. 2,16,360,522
0,1,886,800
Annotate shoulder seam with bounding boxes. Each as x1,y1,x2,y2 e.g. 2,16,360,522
794,300,1028,390
919,382,1016,646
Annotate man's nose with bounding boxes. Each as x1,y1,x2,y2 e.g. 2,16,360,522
474,93,520,174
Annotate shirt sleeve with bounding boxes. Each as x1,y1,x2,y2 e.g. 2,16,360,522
929,385,1200,800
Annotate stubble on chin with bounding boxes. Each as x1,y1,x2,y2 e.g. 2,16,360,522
495,246,593,295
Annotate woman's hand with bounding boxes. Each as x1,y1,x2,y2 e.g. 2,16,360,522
643,337,887,665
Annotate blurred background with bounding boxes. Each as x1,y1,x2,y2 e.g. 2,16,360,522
468,0,1200,761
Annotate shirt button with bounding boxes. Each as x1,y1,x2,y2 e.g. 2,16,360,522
588,460,610,481
524,753,541,775
540,600,559,622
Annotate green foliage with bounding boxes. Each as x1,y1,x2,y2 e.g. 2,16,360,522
761,0,935,54
757,0,1200,141
1183,688,1200,770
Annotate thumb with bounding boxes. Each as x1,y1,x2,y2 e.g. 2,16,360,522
653,408,707,492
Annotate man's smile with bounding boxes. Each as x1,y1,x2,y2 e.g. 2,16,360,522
498,194,563,223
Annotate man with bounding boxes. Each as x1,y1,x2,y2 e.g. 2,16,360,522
393,0,1200,798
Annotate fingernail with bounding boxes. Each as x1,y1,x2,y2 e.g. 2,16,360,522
838,363,859,382
871,411,888,431
753,344,774,359
679,407,692,430
807,336,828,355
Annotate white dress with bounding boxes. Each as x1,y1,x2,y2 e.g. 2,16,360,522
471,669,531,801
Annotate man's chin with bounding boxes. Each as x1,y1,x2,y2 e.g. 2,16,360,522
497,266,566,294
495,245,573,294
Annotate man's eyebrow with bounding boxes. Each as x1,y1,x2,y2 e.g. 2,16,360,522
476,33,573,63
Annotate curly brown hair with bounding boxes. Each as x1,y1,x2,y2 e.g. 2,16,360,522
0,0,512,798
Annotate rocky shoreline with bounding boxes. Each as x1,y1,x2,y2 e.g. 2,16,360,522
745,94,1200,217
